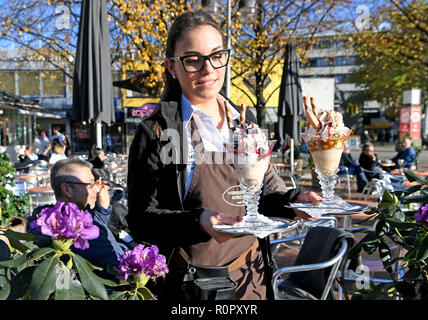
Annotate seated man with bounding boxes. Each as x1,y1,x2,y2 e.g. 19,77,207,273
338,146,367,192
391,137,416,169
359,143,383,181
27,158,124,279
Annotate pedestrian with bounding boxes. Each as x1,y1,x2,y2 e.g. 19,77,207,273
105,134,113,153
126,11,322,301
33,129,51,161
64,133,72,156
52,126,66,146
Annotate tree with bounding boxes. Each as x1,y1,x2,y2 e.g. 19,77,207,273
349,0,428,112
0,0,349,128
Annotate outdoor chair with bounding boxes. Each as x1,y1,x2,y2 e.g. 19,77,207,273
272,226,356,300
272,163,299,189
337,166,355,196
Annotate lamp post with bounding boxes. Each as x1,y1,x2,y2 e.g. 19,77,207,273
202,0,256,99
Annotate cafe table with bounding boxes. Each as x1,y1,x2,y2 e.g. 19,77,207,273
327,199,378,229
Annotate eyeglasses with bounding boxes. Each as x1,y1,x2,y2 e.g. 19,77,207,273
64,180,102,189
168,49,231,73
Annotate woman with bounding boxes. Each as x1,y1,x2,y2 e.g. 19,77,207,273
48,138,67,168
127,11,322,300
15,146,38,172
359,143,383,181
89,145,109,181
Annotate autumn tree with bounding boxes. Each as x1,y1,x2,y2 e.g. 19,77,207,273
349,0,428,117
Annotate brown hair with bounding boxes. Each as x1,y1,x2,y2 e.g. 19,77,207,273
161,11,224,102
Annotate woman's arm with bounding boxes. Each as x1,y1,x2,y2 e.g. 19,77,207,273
127,122,211,248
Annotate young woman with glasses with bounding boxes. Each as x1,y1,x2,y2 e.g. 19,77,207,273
127,11,322,300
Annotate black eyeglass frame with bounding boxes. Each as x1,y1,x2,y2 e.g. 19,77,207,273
168,49,231,73
63,180,101,189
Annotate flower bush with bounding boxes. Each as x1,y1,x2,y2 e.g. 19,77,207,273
0,201,168,300
350,169,428,300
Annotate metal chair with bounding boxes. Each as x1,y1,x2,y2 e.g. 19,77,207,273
272,226,355,300
337,166,355,196
272,163,299,189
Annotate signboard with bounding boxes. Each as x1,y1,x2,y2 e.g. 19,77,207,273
126,103,157,121
400,106,421,138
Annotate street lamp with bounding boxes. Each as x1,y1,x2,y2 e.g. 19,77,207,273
202,0,256,99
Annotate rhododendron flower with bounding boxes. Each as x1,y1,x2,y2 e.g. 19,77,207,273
30,202,99,250
116,244,168,282
415,204,428,227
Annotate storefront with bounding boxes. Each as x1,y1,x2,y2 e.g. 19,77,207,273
0,90,62,162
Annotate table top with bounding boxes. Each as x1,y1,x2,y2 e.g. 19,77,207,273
28,186,53,194
381,162,396,167
17,174,37,179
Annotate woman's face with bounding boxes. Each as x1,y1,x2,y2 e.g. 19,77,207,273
167,25,225,105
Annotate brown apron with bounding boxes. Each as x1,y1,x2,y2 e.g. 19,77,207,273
181,119,267,300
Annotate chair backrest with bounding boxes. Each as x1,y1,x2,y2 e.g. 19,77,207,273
286,226,355,299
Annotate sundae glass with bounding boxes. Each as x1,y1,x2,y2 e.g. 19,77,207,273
230,122,276,228
302,97,351,206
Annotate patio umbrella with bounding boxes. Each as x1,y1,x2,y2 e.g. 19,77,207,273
276,43,304,147
72,0,114,148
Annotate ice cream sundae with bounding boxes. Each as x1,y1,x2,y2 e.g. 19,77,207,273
302,96,351,203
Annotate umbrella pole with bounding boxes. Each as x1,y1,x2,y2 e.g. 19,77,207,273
96,122,102,149
290,138,294,174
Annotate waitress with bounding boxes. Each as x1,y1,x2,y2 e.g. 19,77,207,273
127,11,322,300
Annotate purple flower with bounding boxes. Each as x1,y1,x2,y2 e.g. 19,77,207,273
29,202,99,250
116,244,168,282
415,204,428,227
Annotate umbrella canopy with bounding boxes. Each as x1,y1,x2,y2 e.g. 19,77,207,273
276,43,304,146
72,0,114,127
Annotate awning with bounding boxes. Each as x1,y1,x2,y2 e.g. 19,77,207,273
17,108,62,119
363,122,392,129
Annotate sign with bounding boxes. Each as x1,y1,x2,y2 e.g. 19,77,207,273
127,103,157,119
400,106,421,138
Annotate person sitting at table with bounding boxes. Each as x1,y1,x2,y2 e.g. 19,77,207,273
338,145,367,192
89,145,109,181
48,138,67,168
33,129,51,161
391,137,416,170
26,158,124,279
359,143,383,181
14,146,39,172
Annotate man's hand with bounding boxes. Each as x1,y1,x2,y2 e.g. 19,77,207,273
97,181,110,209
199,209,243,244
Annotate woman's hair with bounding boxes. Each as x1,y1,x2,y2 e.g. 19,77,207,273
161,11,224,102
25,146,36,154
52,138,65,154
91,145,104,160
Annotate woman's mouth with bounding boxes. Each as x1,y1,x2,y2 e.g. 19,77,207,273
197,79,217,87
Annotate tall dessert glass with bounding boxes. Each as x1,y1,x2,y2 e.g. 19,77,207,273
234,140,276,228
302,129,351,205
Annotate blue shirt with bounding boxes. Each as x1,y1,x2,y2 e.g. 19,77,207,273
391,147,416,169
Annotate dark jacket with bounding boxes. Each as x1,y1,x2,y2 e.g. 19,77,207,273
359,152,381,180
340,152,356,168
391,147,416,169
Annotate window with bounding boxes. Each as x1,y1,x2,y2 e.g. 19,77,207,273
0,71,16,94
42,71,65,96
19,71,40,96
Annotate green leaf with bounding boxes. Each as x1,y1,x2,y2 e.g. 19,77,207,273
404,169,426,185
127,293,139,300
29,255,58,300
138,286,154,300
379,241,392,274
109,291,126,300
8,266,35,300
28,247,55,262
401,193,428,204
2,232,31,254
3,229,35,242
416,235,428,261
54,266,85,300
0,268,11,300
0,238,10,261
72,254,108,300
392,210,405,222
0,252,31,268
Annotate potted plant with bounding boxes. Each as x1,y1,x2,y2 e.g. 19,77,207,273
349,169,428,300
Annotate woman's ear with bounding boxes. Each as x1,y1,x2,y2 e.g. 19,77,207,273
164,58,176,79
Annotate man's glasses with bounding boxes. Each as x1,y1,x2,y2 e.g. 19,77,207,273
169,49,231,73
65,180,103,189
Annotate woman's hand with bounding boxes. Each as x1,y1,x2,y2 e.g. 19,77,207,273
199,209,243,244
293,191,323,221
